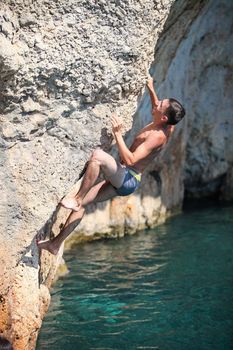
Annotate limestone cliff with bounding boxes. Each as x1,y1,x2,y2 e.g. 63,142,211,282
0,0,232,349
0,1,173,349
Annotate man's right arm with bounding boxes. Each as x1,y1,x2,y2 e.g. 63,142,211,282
146,78,159,110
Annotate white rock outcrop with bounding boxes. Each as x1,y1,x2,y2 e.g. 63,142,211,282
0,1,174,349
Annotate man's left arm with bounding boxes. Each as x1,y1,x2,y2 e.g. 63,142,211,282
146,77,159,111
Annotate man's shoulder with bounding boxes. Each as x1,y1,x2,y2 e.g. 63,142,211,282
148,128,166,140
145,129,166,149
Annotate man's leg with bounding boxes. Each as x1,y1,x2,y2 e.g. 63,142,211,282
37,208,85,255
61,149,125,211
37,180,117,255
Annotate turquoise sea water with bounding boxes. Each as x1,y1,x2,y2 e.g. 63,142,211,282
36,203,233,350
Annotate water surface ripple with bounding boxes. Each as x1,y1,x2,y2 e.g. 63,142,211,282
37,204,233,350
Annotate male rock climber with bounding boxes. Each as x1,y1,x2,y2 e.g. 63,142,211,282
37,78,185,255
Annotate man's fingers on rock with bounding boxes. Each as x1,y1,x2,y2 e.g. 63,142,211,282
111,117,116,125
111,117,118,126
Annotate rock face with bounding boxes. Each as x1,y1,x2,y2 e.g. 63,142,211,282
0,0,232,349
0,1,173,349
151,0,233,199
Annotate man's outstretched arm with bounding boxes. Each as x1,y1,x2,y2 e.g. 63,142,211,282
146,77,159,110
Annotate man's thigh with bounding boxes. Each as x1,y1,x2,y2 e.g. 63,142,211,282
83,180,117,207
92,149,125,188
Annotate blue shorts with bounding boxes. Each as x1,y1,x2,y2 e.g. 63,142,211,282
115,167,141,196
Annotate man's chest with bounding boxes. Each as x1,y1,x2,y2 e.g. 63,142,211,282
130,129,154,150
135,127,155,143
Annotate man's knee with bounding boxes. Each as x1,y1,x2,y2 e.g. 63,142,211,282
90,149,106,164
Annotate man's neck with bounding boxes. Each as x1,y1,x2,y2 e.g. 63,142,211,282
152,118,168,130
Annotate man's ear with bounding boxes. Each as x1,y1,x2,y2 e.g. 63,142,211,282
161,115,168,123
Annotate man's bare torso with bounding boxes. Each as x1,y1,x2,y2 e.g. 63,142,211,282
127,123,174,173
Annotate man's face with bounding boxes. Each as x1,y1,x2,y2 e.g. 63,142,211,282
152,99,170,118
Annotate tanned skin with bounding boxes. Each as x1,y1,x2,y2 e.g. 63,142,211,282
37,78,174,255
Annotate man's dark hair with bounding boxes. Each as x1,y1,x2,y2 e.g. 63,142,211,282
165,98,185,125
0,336,14,350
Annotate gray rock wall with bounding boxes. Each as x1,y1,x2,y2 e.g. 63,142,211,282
151,0,233,199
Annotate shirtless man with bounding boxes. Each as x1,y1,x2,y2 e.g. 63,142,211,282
37,78,185,255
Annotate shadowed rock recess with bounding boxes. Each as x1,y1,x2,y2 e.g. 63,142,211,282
0,0,232,348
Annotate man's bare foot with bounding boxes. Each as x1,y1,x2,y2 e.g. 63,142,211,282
37,239,60,255
60,197,82,211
